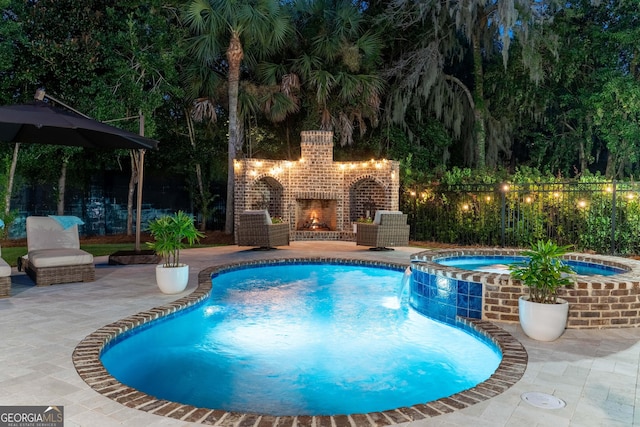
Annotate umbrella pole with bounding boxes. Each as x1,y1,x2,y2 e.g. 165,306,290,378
135,112,145,252
135,149,145,252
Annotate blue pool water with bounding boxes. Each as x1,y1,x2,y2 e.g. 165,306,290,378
101,263,502,416
437,256,625,276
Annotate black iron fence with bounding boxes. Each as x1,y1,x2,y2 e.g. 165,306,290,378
400,181,640,255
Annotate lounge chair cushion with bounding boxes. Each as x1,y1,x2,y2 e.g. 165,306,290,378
0,258,10,276
28,248,93,268
27,216,81,251
0,246,9,276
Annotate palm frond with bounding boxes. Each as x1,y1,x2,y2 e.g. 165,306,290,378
191,97,218,123
310,69,336,104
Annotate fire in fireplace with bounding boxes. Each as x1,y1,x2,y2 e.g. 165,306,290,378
296,199,337,231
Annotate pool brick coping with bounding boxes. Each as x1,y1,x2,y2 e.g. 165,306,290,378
411,249,640,328
72,257,527,426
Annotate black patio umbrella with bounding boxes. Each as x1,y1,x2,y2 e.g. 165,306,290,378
0,102,159,150
0,100,160,257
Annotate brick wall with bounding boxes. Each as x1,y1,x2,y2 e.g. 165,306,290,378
234,131,401,241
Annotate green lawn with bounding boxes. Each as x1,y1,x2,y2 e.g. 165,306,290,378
3,243,225,268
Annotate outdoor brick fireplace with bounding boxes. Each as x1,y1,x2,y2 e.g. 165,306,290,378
234,131,400,241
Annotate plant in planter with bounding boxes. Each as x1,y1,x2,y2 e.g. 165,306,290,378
271,216,284,224
509,239,576,341
147,211,205,294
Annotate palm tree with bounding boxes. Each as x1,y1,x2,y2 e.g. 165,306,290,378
299,0,385,146
183,0,292,234
257,0,385,147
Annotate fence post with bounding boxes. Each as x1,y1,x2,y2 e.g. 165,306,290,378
501,183,506,247
611,180,617,255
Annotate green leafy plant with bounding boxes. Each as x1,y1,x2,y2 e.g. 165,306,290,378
146,211,205,268
509,239,576,304
356,217,373,223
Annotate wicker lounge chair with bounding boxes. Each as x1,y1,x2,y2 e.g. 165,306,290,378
22,216,95,286
237,210,289,249
356,210,410,250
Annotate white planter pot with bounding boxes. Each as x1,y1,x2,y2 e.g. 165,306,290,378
518,295,569,341
155,264,189,294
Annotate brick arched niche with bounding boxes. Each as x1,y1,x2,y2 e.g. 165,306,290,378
350,178,386,221
247,176,285,218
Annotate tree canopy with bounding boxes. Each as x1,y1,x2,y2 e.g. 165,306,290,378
1,0,639,228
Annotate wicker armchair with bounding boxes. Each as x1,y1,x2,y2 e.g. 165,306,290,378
22,216,95,286
237,210,289,249
356,211,410,250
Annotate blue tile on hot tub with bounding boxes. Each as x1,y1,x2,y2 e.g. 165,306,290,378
469,296,482,311
469,282,483,297
457,293,470,309
468,309,482,319
458,280,469,295
457,306,469,317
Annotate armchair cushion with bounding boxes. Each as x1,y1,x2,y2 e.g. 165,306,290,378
373,210,404,225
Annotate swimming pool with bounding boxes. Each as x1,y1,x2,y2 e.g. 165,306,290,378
100,262,502,416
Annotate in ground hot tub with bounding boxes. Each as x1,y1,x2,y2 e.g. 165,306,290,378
409,249,640,328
